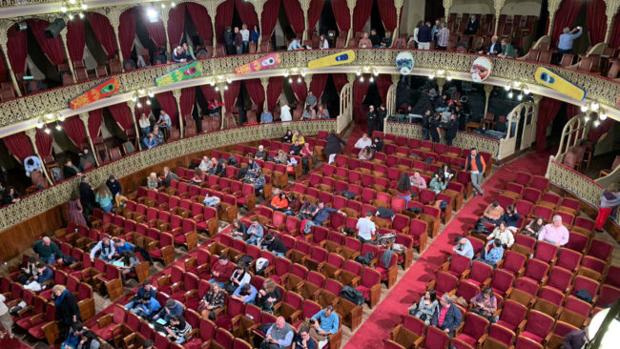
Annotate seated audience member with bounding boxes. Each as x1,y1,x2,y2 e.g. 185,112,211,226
172,46,188,63
358,32,373,48
432,294,462,336
161,167,178,188
130,293,161,318
232,283,257,304
261,316,294,349
302,105,317,120
290,141,303,156
354,133,372,150
146,172,159,190
199,283,226,320
487,222,515,248
288,37,303,51
470,287,498,322
143,339,154,349
209,255,235,288
260,109,274,123
538,215,570,246
371,137,384,152
310,305,339,349
125,283,157,310
356,211,376,243
480,201,504,226
231,219,249,240
369,29,381,47
198,156,211,172
439,164,454,182
62,323,101,349
165,315,192,344
203,192,221,208
305,91,318,109
396,173,412,204
78,149,96,171
292,327,317,349
90,234,115,262
298,200,318,220
358,146,374,160
154,299,184,323
23,262,53,291
501,205,520,227
275,149,289,164
191,168,204,184
317,104,330,119
227,264,251,293
246,222,265,245
410,172,427,190
24,155,42,178
117,251,139,281
33,236,63,265
255,145,268,160
497,38,517,58
106,175,122,198
256,279,281,313
480,35,501,55
453,236,474,259
152,125,164,144
429,173,447,194
381,31,393,48
182,43,196,61
523,217,545,237
143,133,159,149
16,256,38,285
409,290,439,325
282,129,293,143
261,234,288,257
325,132,346,164
480,239,504,266
1,185,19,204
291,130,305,145
319,35,329,50
95,185,114,213
304,203,345,233
63,160,81,178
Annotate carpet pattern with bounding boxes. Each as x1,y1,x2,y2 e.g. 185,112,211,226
344,151,550,348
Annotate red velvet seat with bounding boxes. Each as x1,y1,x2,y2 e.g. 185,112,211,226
520,310,554,344
454,312,489,347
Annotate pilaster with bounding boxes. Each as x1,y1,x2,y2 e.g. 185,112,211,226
25,128,53,186
300,0,311,41
260,77,269,110
59,27,76,83
493,0,506,36
127,102,142,150
442,0,453,21
107,7,125,64
172,89,184,137
483,84,494,121
391,0,404,47
546,0,563,36
0,20,22,96
604,0,620,43
79,112,100,166
346,0,356,46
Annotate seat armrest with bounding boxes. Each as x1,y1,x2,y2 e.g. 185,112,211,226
96,313,113,328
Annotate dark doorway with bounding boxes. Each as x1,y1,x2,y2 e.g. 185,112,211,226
319,0,339,37
231,3,244,29
322,75,341,118
271,3,296,50
425,0,445,22
236,81,252,124
26,28,61,90
535,0,549,40
363,82,382,109
369,0,386,37
548,103,569,150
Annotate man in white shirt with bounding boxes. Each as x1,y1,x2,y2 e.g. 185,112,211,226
240,24,250,53
356,211,376,243
354,133,372,150
24,155,42,177
280,103,292,122
288,38,302,51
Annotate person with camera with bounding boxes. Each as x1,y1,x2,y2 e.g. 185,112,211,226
309,305,340,349
129,293,161,319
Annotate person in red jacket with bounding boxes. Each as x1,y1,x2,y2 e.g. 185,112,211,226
209,255,235,287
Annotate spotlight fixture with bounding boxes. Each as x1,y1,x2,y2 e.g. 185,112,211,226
369,76,375,83
359,76,365,83
44,127,51,134
593,119,601,127
600,113,608,121
55,124,62,131
508,91,514,99
296,77,302,84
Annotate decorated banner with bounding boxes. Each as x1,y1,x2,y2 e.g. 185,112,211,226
534,67,586,101
307,50,356,69
234,53,282,75
470,56,493,82
395,51,415,75
155,61,203,87
69,77,120,110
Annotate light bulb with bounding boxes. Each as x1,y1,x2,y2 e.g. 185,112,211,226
161,3,166,9
584,115,590,122
296,77,302,83
148,91,154,98
81,4,87,10
146,99,151,106
68,14,74,20
359,76,365,83
428,75,435,80
146,7,159,23
591,102,600,111
58,115,66,122
44,127,51,134
79,12,84,19
171,2,176,7
523,89,530,95
373,70,379,77
369,76,375,83
503,85,510,91
61,6,67,13
36,121,44,129
600,113,608,120
68,0,76,4
356,71,361,77
288,78,293,84
437,69,445,76
136,102,143,108
446,76,452,81
517,94,523,101
55,124,62,131
508,91,514,99
594,120,600,127
224,85,228,91
283,71,289,78
215,86,219,92
580,104,589,112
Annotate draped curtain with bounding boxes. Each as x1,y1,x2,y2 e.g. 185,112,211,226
145,21,167,49
119,9,137,59
586,0,606,44
331,0,351,35
332,74,349,92
376,0,398,32
66,19,86,62
88,109,104,142
612,13,620,47
235,0,258,29
245,79,265,112
376,75,392,104
224,81,241,111
35,129,53,159
87,13,118,58
552,0,584,43
283,0,305,37
215,0,234,43
261,0,281,41
589,119,614,142
353,79,371,123
167,4,186,47
156,92,179,126
180,88,196,120
200,85,221,102
108,103,135,132
290,77,307,104
7,25,28,75
29,19,66,65
267,77,283,111
3,133,33,161
352,0,374,33
536,98,562,151
64,117,88,150
307,0,325,37
309,74,328,100
187,3,214,46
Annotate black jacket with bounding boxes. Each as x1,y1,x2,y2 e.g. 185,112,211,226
55,290,80,325
262,237,288,254
445,120,458,139
325,134,345,156
79,182,96,210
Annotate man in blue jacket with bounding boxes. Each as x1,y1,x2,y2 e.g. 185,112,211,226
432,294,462,337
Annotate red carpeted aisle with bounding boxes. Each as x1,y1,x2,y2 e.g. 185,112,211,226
344,151,550,349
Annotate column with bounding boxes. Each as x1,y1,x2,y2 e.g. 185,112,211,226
260,77,269,111
219,88,227,130
25,129,53,186
128,102,142,150
59,27,76,83
108,7,125,64
79,113,100,166
604,0,620,43
387,74,400,115
172,89,184,137
304,74,312,97
255,0,266,50
300,0,311,41
346,0,356,46
493,0,506,36
391,0,404,47
442,0,453,22
205,0,219,55
0,21,22,96
546,0,563,36
483,84,494,120
162,8,171,53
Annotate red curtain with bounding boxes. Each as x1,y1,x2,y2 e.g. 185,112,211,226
168,5,186,47
290,76,307,104
145,21,167,49
156,92,179,126
7,25,27,75
566,104,580,119
3,133,33,162
552,0,584,44
283,0,305,37
88,109,104,142
612,13,620,47
200,85,221,102
352,0,373,33
267,77,283,111
108,103,135,132
353,79,371,123
376,0,398,32
224,81,241,112
332,74,349,92
29,19,66,65
180,88,196,119
235,0,259,29
536,98,562,151
589,119,614,142
67,19,86,62
307,0,325,37
245,79,265,112
0,50,7,82
586,0,606,44
331,0,351,35
261,0,281,41
64,117,88,150
119,9,137,60
215,0,234,43
186,3,214,46
35,129,53,159
376,75,392,104
310,74,328,100
87,13,118,59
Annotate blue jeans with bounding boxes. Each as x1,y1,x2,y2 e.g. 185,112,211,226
470,171,483,194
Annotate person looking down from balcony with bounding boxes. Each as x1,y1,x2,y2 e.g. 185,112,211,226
172,46,188,63
79,148,96,171
24,155,42,178
280,102,292,122
497,38,516,58
436,23,449,50
481,35,501,55
261,109,274,123
358,32,373,49
251,25,260,46
319,34,329,49
288,37,303,51
63,160,81,179
465,15,479,35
